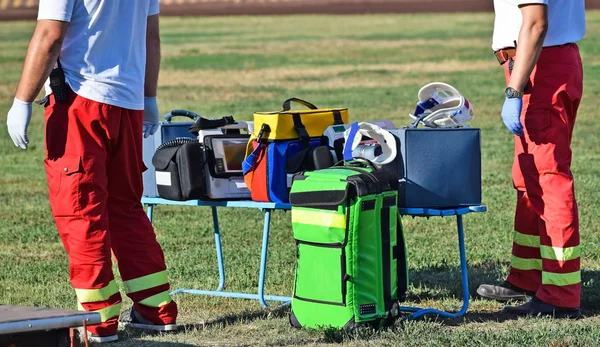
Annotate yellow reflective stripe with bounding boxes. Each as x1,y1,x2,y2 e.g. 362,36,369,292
512,231,540,248
139,290,172,308
542,271,581,286
540,245,580,261
77,302,121,322
511,255,542,271
291,210,346,229
74,280,119,303
124,270,168,294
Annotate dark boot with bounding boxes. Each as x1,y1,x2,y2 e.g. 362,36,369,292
503,296,580,319
476,281,536,302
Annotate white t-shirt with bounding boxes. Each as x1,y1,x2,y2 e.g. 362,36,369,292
492,0,586,51
38,0,160,110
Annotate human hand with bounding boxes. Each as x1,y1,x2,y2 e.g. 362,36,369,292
6,97,33,149
501,97,524,136
143,97,159,138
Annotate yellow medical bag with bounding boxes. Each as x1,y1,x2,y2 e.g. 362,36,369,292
252,98,349,141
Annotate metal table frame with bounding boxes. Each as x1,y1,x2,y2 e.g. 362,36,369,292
398,205,487,319
142,197,292,307
143,197,486,318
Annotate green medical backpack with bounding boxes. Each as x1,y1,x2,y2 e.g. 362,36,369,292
288,162,408,330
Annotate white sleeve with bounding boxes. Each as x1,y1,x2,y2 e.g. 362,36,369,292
149,0,160,16
37,0,76,22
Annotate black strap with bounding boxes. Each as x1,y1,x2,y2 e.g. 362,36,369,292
332,109,343,125
381,205,392,311
396,214,408,301
189,116,236,135
292,113,310,143
282,97,318,111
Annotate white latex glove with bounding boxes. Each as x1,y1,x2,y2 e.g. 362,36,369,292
6,97,33,149
143,97,159,138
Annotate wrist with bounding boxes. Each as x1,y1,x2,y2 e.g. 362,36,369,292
505,87,523,99
14,97,33,106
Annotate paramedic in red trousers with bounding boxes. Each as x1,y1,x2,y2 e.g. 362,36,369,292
477,0,584,318
5,0,178,342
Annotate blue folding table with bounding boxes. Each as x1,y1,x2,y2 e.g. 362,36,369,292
142,197,293,307
142,196,485,318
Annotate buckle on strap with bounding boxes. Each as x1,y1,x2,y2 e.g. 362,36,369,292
494,48,516,65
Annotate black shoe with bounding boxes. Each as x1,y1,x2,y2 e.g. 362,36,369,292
118,307,178,331
476,281,536,302
503,296,580,319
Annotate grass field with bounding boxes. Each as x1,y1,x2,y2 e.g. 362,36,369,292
1,11,600,347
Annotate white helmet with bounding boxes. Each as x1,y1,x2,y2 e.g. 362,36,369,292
343,122,397,166
409,82,474,128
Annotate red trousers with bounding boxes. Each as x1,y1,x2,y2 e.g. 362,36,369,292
505,44,583,308
44,91,178,335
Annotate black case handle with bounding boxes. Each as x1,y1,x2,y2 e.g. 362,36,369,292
163,110,202,123
282,98,318,111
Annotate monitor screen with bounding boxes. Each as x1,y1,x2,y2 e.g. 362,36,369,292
222,139,247,171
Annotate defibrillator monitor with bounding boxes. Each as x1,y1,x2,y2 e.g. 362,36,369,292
217,138,247,173
207,136,249,176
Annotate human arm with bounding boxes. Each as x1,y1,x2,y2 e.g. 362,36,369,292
143,13,161,138
501,2,548,136
7,20,69,149
508,3,548,92
15,20,69,103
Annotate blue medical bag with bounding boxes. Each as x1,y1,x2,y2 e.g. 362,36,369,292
243,137,328,203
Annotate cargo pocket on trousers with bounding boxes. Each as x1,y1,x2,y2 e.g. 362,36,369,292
524,109,552,145
44,154,83,217
524,109,551,132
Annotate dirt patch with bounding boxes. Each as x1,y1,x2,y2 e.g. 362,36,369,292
3,0,599,20
3,0,599,21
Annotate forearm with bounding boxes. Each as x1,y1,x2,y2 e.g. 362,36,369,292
508,6,548,92
144,15,161,98
15,24,66,102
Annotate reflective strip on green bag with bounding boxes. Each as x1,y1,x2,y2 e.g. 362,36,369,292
292,209,346,229
124,270,168,294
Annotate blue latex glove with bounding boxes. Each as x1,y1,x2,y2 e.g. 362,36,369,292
143,97,159,138
6,97,32,149
501,97,524,136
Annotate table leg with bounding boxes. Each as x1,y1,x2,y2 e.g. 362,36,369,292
404,214,470,319
170,206,291,305
146,204,154,223
258,209,272,307
211,206,226,292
